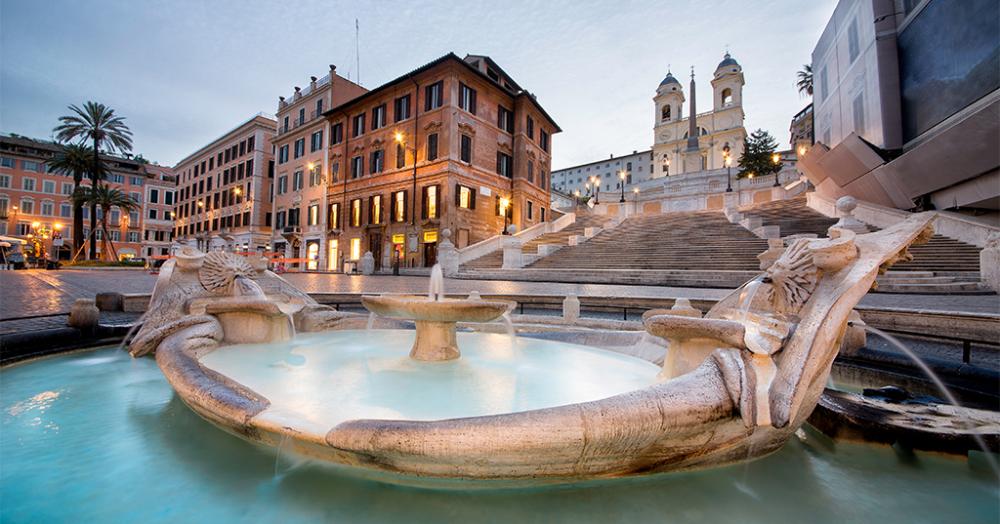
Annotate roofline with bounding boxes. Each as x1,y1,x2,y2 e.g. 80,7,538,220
1,132,160,169
172,112,276,168
551,149,654,173
322,52,560,132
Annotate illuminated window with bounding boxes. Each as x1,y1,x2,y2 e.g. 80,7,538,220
308,204,319,226
306,242,319,270
423,185,438,219
350,199,361,227
393,191,406,222
370,195,382,225
457,185,475,209
328,239,338,270
350,237,361,260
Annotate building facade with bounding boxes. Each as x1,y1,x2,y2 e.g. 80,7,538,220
652,54,748,177
550,150,653,198
805,0,999,212
172,114,276,253
321,53,559,271
271,65,367,270
0,133,171,261
140,164,178,258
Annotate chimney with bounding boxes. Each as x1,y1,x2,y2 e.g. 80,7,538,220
293,86,301,101
278,96,286,108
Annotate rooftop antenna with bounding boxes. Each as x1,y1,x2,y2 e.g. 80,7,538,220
355,18,360,86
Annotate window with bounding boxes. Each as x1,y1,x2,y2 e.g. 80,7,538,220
460,134,472,163
498,106,514,133
350,237,361,260
294,138,305,159
22,178,35,191
456,184,476,209
277,175,288,195
847,18,860,63
276,210,286,229
526,116,534,140
351,156,363,179
327,239,338,270
496,152,512,178
371,104,386,129
22,160,42,172
150,188,159,203
540,207,546,222
298,107,306,125
329,202,341,229
41,201,54,216
287,207,300,226
459,83,477,114
311,130,323,152
393,191,407,222
61,203,72,218
130,192,141,203
330,162,339,183
424,81,443,111
540,170,547,189
20,199,34,214
352,113,365,137
540,130,549,152
350,199,362,227
330,123,344,145
0,157,13,168
427,133,439,161
527,200,533,220
283,116,289,132
148,209,157,220
369,195,382,225
661,105,671,121
309,164,321,186
316,98,324,115
308,204,319,226
165,191,174,205
396,143,406,169
248,135,255,151
527,161,534,183
370,149,384,174
239,140,246,156
278,145,289,164
293,170,303,191
422,185,439,219
853,92,865,135
394,95,411,122
0,175,9,188
721,88,733,106
42,180,55,194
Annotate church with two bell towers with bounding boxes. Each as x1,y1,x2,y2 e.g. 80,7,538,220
652,52,747,177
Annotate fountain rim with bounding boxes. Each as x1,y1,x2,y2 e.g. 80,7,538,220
361,294,514,323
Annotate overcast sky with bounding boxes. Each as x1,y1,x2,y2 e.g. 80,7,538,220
1,0,834,169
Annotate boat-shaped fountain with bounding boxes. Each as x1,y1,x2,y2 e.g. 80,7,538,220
129,214,939,486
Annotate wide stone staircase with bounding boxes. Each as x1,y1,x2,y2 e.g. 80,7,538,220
742,197,987,293
462,211,611,270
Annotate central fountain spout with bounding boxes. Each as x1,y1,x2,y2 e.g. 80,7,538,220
362,264,511,361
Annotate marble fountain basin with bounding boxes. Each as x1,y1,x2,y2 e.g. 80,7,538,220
143,214,939,486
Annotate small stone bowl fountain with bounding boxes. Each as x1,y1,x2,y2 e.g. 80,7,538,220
361,267,512,361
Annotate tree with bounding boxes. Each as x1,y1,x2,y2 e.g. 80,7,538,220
47,144,94,257
72,185,138,262
796,64,813,97
54,102,133,260
737,129,783,179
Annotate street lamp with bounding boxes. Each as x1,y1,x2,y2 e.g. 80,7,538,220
772,152,781,186
589,176,600,205
618,170,626,203
633,187,639,202
723,145,733,192
499,197,511,235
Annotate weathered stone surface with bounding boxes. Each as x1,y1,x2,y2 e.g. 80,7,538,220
95,292,123,312
67,299,99,330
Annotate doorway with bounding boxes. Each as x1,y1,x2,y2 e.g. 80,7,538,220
423,241,437,267
369,233,382,269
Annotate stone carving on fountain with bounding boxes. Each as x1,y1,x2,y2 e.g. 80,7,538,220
139,214,937,484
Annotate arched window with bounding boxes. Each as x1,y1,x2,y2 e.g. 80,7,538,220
721,88,733,106
661,105,671,121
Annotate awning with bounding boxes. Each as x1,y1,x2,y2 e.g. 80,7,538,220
0,235,27,245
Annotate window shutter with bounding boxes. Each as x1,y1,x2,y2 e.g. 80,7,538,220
470,90,477,115
470,187,477,209
455,185,462,207
435,184,441,217
495,195,500,216
403,190,409,222
424,86,432,111
421,187,428,220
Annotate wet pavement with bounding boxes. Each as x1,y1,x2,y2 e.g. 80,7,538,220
1,269,998,320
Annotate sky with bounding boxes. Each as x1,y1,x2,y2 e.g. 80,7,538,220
1,0,835,169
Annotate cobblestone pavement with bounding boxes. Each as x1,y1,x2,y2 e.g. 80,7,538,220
1,269,998,320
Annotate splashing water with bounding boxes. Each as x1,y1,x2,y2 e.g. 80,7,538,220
861,325,999,476
501,312,516,346
366,312,377,330
737,278,763,323
428,264,444,301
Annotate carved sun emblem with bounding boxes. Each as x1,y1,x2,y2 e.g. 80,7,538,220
199,251,256,295
765,239,819,314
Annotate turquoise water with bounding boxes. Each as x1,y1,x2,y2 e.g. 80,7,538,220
2,347,998,523
198,330,660,434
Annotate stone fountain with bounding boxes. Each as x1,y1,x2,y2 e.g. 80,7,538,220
129,213,937,485
361,265,511,361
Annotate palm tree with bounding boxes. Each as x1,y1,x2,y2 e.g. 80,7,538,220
47,144,94,258
54,102,133,260
72,185,139,262
796,64,813,97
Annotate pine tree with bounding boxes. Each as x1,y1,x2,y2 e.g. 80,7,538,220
737,129,782,179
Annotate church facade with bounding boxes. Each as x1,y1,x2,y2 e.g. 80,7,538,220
651,53,747,177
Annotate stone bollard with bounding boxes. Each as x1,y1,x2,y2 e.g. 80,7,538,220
669,298,702,318
360,251,376,275
437,229,460,277
468,291,481,301
981,232,1000,293
562,294,580,322
95,292,124,312
501,228,523,269
832,196,870,233
68,298,100,331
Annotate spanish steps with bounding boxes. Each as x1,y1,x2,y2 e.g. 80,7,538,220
462,211,611,270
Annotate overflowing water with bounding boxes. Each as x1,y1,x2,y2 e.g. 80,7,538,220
428,264,444,301
861,325,999,476
2,347,997,523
